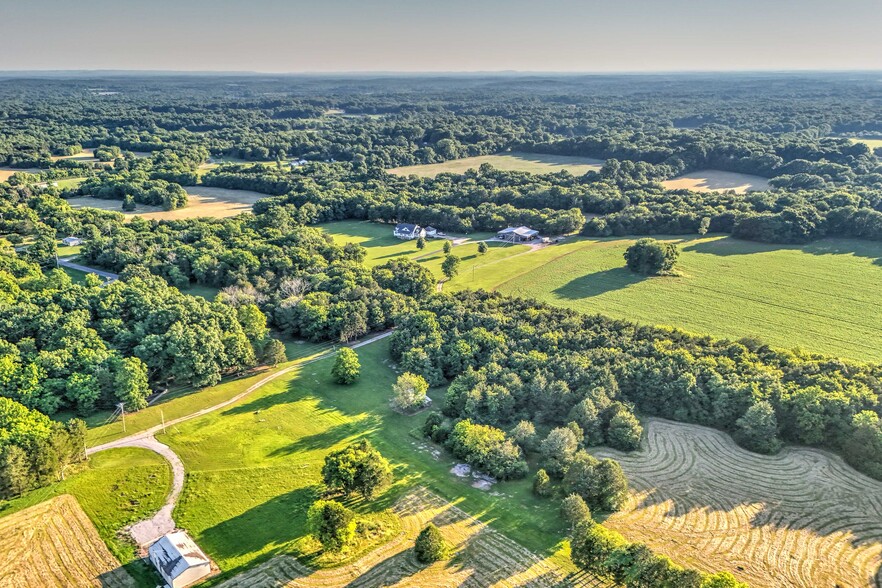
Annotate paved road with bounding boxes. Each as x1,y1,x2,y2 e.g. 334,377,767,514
57,257,119,281
87,329,394,546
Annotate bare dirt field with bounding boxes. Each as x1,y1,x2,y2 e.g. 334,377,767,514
217,487,602,588
67,187,266,220
661,170,770,193
0,494,135,588
592,419,882,588
387,153,605,177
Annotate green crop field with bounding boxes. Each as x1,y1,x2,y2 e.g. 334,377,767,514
0,448,171,582
387,151,604,177
445,234,882,363
162,340,570,581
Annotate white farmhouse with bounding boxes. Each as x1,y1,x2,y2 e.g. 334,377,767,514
61,236,84,246
393,223,426,240
148,531,211,588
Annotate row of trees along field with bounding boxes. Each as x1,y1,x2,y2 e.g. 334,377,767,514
197,158,882,244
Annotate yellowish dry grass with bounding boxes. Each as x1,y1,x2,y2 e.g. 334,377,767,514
0,168,41,182
592,419,882,588
0,495,135,588
217,487,593,588
661,170,770,193
387,153,605,177
66,187,266,220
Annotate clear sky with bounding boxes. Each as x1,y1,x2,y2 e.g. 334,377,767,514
2,0,881,72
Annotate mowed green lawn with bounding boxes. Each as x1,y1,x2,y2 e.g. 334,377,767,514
321,219,524,275
446,235,882,363
387,152,605,177
0,448,171,582
162,340,570,580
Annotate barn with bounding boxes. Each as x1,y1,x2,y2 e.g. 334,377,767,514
496,226,539,243
148,531,211,588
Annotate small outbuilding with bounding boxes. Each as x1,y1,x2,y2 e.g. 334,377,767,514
496,226,539,243
424,226,438,238
61,236,84,247
148,531,211,588
393,223,426,240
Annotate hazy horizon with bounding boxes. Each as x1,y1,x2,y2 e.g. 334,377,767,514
4,0,882,73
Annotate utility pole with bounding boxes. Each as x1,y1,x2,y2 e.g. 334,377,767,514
119,402,126,433
161,409,166,435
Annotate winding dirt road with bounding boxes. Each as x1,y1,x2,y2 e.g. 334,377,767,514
86,330,394,546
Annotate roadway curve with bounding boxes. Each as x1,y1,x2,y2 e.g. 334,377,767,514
86,330,394,546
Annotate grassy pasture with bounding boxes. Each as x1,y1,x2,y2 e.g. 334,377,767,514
387,152,604,177
660,169,771,193
443,234,882,363
321,221,882,363
321,219,524,276
0,448,171,582
592,419,882,588
161,340,573,581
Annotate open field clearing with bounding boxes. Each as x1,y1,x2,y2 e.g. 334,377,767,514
67,187,265,220
85,340,333,446
218,487,593,588
849,137,882,151
321,219,522,272
0,448,171,583
0,167,41,182
661,169,770,193
592,419,882,588
161,341,574,581
0,495,135,588
387,152,605,177
50,148,100,163
445,234,882,363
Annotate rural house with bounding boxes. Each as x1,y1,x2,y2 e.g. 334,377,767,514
61,236,83,246
496,226,539,242
393,223,426,240
148,531,211,588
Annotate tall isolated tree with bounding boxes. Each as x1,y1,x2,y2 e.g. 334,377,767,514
331,348,361,385
322,439,392,499
623,238,679,275
441,255,461,279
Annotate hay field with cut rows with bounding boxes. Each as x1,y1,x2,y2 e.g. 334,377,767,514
592,419,882,588
0,495,135,588
218,487,602,588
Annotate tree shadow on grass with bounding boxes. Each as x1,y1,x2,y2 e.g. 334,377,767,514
552,267,647,300
197,485,320,572
267,417,381,457
683,235,882,265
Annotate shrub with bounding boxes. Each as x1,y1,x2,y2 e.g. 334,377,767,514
392,372,429,411
307,500,355,551
414,523,450,563
533,468,552,497
561,493,591,528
